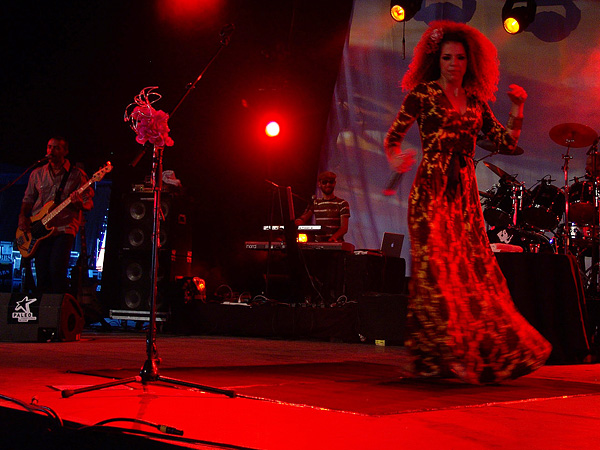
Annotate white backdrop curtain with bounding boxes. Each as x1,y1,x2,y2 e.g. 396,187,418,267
319,0,600,270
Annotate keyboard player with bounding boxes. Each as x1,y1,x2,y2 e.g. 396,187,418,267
294,171,350,304
294,171,350,243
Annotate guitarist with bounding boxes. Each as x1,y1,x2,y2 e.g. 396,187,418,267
17,136,94,294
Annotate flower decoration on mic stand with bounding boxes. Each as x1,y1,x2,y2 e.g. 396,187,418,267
124,86,174,147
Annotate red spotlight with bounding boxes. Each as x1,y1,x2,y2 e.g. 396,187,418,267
265,121,280,137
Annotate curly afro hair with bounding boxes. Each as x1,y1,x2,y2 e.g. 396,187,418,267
401,20,500,102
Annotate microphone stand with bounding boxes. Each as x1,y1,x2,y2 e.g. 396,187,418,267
473,152,497,166
264,180,281,298
170,24,235,118
262,180,307,302
127,24,235,169
62,24,237,399
3,156,49,293
263,179,305,298
0,156,49,194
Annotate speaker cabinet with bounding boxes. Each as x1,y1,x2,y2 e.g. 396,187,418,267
357,293,408,342
0,292,84,342
117,192,192,312
345,254,406,298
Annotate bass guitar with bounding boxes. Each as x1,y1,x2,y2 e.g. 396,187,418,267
16,162,113,258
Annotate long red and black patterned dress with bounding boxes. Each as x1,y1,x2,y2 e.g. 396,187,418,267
386,81,552,384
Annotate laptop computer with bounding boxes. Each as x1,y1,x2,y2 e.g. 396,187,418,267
380,232,404,258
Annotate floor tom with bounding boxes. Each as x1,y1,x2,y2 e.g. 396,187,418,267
569,181,596,225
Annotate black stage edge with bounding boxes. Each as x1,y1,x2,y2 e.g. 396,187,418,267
495,253,591,364
171,293,408,345
168,253,409,344
170,253,590,364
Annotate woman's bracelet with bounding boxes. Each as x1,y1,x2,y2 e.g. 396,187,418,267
507,113,523,131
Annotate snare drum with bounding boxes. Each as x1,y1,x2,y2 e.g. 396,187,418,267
521,182,565,230
569,223,597,247
569,181,595,225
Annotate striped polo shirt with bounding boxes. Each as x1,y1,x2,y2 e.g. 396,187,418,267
312,196,350,241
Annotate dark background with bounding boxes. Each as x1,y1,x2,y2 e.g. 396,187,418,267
1,0,354,297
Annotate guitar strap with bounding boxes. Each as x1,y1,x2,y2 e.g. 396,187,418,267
54,165,72,204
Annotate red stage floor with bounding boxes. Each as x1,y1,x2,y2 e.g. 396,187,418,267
1,330,600,449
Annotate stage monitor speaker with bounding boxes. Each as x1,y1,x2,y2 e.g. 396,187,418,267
120,251,180,311
117,192,193,312
0,292,84,342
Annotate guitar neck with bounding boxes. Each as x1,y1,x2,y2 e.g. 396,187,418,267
41,177,93,226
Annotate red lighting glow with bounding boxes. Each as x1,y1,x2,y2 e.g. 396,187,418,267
156,0,223,27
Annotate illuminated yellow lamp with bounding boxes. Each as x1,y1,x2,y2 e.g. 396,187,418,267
501,1,536,35
390,5,405,22
503,17,520,34
193,277,206,301
297,233,308,243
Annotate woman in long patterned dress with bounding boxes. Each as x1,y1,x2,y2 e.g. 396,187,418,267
384,21,552,384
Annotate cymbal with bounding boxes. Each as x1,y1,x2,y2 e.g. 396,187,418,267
549,123,598,148
479,190,493,199
483,161,518,183
476,137,524,155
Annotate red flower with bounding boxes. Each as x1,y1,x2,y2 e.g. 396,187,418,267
125,87,174,147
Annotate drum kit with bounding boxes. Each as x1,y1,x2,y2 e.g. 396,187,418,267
480,122,600,262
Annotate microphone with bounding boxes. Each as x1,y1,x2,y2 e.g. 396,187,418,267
35,154,51,165
219,23,235,45
382,172,403,196
265,179,281,189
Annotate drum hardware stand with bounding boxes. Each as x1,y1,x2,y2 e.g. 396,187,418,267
561,141,574,254
474,149,509,177
510,181,527,228
588,140,600,296
550,123,599,254
474,150,498,166
588,156,600,358
61,25,237,399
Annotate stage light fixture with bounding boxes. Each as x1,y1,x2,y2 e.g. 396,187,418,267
502,0,537,34
265,121,280,137
390,0,422,22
